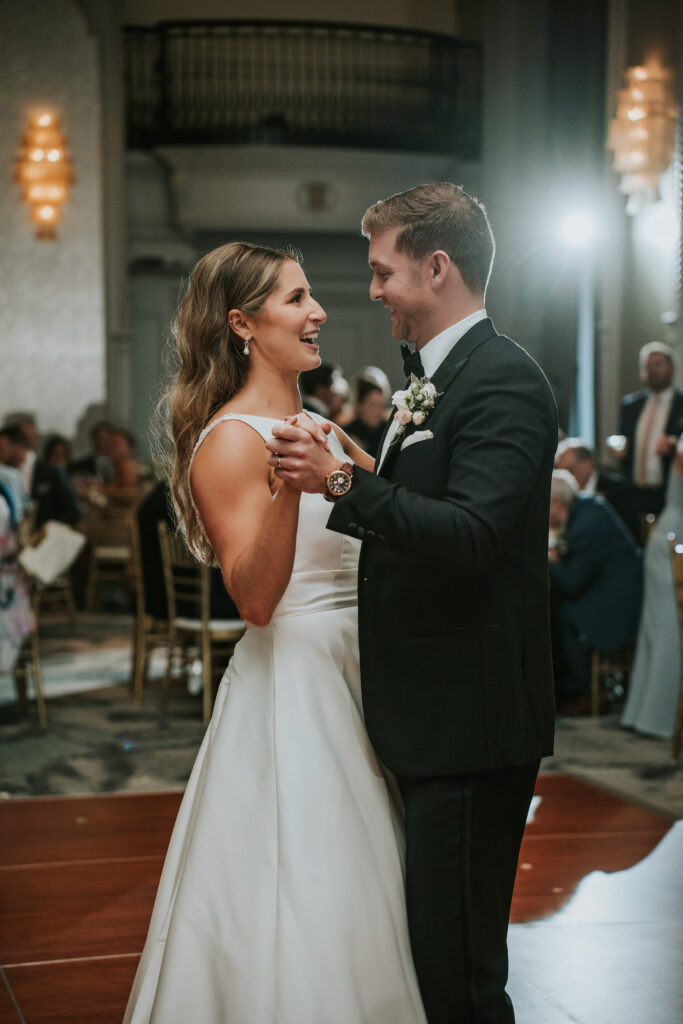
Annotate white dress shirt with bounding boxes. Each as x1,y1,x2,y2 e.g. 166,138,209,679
635,386,674,487
581,470,599,495
377,309,488,470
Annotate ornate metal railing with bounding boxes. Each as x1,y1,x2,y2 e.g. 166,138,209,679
124,20,482,157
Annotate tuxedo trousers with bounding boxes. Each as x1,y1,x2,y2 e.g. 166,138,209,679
399,761,539,1024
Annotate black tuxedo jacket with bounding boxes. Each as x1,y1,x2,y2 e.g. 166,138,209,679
328,319,558,778
617,387,683,483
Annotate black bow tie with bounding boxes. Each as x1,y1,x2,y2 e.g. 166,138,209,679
401,344,424,379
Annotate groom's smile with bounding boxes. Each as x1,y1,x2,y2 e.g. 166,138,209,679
368,227,431,347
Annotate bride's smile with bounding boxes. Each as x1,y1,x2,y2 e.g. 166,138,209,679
248,260,326,373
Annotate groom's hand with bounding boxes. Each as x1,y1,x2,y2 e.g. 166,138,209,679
266,414,341,493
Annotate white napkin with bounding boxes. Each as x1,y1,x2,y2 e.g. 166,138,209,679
19,520,87,585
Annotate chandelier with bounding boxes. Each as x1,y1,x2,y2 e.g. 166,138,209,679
606,59,677,214
14,112,75,239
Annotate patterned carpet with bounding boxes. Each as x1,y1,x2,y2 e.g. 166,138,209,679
1,613,682,818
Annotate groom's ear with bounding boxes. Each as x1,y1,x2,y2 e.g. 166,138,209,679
427,250,450,289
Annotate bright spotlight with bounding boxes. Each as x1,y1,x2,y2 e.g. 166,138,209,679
559,210,596,249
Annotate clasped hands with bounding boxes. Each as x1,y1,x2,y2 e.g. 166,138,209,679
266,414,343,493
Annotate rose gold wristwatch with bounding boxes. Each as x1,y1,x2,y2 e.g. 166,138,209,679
324,462,354,502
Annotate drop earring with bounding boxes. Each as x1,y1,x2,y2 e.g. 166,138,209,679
243,337,250,356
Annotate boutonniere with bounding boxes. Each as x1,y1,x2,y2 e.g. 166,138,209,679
390,375,442,446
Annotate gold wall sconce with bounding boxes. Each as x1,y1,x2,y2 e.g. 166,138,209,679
606,59,677,214
14,112,75,239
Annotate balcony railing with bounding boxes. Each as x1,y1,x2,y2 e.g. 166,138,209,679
124,20,482,157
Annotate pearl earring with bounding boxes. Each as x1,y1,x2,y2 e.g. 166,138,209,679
243,338,250,356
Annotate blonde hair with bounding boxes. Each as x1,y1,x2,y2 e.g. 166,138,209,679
361,182,495,294
163,241,297,562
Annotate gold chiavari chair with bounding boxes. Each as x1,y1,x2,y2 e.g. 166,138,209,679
158,522,244,722
84,503,136,611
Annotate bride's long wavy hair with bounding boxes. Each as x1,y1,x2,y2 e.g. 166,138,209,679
161,241,297,563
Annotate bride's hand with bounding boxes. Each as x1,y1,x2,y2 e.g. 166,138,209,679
284,413,332,450
266,417,341,493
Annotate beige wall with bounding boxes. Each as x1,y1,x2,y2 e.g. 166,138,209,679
122,0,463,35
0,0,106,439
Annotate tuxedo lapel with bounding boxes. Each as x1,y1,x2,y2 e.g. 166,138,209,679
429,318,497,398
374,412,397,476
378,319,498,479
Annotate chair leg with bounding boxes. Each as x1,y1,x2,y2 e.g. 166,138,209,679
161,628,176,712
590,650,601,717
202,632,212,724
30,629,47,727
85,564,97,611
65,577,78,624
132,614,147,705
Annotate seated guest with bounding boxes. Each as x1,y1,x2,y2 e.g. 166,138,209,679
0,434,29,522
70,420,115,483
3,412,39,452
0,426,78,527
106,428,141,491
555,437,599,492
622,437,683,738
299,363,349,422
344,376,389,457
556,436,640,539
548,470,643,714
43,434,82,523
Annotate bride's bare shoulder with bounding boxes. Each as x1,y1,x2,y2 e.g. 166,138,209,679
191,415,269,492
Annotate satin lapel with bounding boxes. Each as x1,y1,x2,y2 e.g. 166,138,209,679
429,318,497,397
374,408,397,476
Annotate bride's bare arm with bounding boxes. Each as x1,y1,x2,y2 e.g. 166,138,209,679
190,421,301,626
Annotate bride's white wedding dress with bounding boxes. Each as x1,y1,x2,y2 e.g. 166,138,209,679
124,414,426,1024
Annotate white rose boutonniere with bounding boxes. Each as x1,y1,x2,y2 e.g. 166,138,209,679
390,375,443,446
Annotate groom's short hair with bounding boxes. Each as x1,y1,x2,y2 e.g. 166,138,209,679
361,182,495,295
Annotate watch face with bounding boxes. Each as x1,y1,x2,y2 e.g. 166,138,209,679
327,470,351,496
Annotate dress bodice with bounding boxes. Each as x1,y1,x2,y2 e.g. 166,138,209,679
190,413,360,621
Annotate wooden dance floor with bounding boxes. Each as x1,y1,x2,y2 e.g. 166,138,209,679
0,774,680,1023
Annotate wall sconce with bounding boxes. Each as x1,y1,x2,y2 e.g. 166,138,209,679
14,112,75,239
606,59,677,214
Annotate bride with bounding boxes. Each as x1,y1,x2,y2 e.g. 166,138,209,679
124,242,426,1023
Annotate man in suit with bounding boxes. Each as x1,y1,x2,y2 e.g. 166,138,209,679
611,342,683,528
267,182,558,1023
555,436,639,538
548,470,643,714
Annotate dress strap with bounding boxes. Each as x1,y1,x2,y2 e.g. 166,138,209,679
190,414,278,469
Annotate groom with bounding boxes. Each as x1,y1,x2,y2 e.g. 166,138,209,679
268,183,557,1023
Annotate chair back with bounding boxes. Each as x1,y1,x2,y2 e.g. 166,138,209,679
157,521,209,625
86,503,134,549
